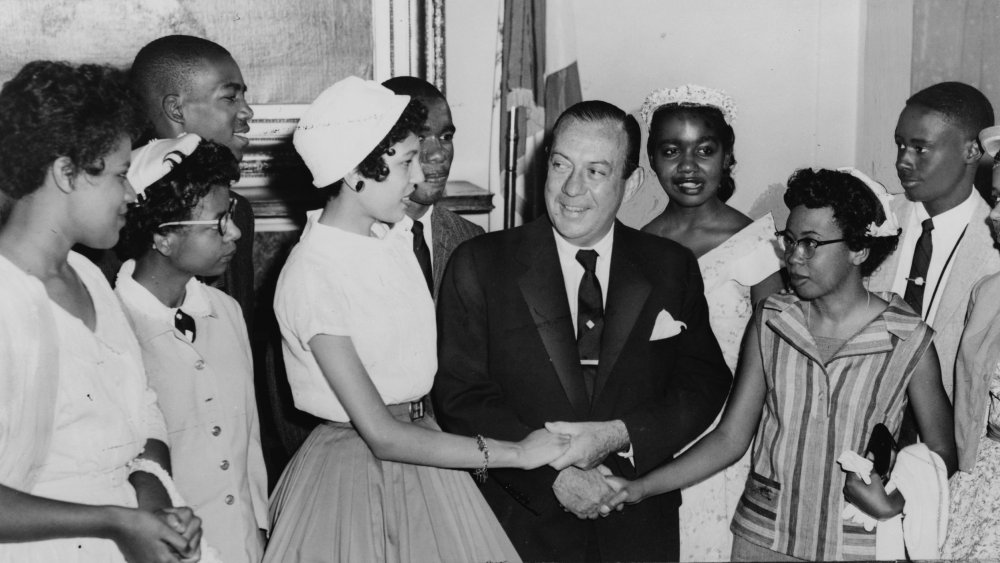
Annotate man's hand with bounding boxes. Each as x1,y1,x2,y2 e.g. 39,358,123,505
544,420,630,470
553,466,615,519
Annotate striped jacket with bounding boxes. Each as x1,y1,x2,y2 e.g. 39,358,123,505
731,292,933,560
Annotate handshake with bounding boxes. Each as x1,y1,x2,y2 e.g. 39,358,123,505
520,420,640,519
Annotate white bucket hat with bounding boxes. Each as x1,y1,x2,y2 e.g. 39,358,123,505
293,76,411,188
980,125,1000,159
127,133,202,197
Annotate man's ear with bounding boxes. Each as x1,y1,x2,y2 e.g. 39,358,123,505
966,138,984,163
622,165,645,203
162,94,185,126
49,156,76,194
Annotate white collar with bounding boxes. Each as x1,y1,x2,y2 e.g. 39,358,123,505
115,260,214,333
552,224,616,261
915,189,979,229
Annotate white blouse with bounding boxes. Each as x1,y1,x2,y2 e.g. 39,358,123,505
274,210,437,422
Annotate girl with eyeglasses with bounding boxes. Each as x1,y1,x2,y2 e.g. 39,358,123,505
603,168,956,561
0,61,202,563
115,135,268,563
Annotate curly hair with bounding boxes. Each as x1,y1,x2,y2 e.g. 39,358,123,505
0,61,143,200
647,105,737,202
357,98,427,179
116,139,239,260
784,168,899,277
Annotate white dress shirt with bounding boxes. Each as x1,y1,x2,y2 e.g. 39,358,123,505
552,226,614,336
890,190,979,325
416,204,436,267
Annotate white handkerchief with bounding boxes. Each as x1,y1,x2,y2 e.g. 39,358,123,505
650,309,686,341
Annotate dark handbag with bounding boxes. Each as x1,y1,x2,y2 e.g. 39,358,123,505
865,422,897,483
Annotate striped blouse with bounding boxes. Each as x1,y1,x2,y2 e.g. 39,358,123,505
730,292,933,560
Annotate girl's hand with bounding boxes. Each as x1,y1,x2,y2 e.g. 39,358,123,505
600,474,647,514
156,506,202,559
515,428,571,469
108,506,198,563
842,470,903,520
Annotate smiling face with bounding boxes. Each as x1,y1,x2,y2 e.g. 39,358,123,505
72,135,136,249
407,96,455,207
649,111,729,208
359,134,423,224
545,118,636,247
161,184,241,278
894,104,975,213
178,55,254,160
784,205,863,300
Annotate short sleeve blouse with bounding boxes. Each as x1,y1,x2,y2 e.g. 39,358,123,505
273,210,437,422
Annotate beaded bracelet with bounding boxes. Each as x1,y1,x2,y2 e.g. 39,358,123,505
474,434,490,482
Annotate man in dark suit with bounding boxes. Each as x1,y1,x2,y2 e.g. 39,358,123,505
432,100,732,562
382,76,484,299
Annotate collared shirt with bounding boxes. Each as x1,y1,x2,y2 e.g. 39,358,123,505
730,292,933,561
115,260,268,563
552,225,614,336
890,190,978,325
416,204,436,267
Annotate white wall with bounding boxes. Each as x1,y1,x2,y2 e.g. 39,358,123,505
445,0,899,231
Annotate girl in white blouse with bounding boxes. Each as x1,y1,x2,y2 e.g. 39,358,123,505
0,62,201,562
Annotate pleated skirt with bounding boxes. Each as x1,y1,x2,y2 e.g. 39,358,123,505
263,413,521,563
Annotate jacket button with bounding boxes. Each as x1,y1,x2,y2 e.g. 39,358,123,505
194,360,206,370
220,460,230,470
211,426,221,436
225,495,234,505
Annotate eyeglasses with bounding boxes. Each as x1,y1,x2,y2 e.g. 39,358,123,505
158,197,237,236
775,230,846,260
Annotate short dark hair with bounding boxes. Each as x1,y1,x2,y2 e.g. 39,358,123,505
0,61,142,200
116,139,239,260
647,105,737,201
382,76,445,102
906,82,994,141
131,35,233,125
784,168,899,277
551,100,641,178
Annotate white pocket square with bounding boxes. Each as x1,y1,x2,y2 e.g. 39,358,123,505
650,309,686,341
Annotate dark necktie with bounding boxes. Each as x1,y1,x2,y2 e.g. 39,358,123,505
576,249,603,402
174,309,196,343
899,218,934,447
411,220,433,293
904,218,934,316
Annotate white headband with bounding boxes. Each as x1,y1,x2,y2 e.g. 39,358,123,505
127,133,202,197
836,167,901,238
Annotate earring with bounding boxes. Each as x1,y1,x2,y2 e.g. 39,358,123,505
355,180,365,192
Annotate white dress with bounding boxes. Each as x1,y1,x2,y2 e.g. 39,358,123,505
678,214,781,562
0,252,167,563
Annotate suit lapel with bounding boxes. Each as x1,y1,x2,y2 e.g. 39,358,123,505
517,222,590,416
933,198,993,328
593,226,652,402
430,208,449,296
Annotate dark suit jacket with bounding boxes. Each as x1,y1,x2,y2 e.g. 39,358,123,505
429,205,484,300
432,217,731,562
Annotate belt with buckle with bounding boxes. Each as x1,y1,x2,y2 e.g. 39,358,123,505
408,397,426,421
